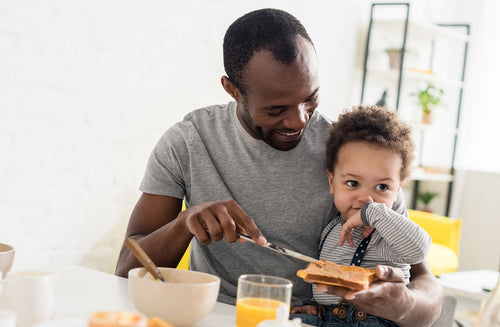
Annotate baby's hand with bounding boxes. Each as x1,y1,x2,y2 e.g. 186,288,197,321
339,210,364,247
290,304,318,315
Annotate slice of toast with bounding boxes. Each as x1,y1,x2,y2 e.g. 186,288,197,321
147,317,174,327
297,260,376,290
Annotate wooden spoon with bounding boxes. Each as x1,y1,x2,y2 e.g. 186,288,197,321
125,238,165,282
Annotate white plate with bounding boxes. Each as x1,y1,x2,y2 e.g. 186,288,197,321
32,318,87,327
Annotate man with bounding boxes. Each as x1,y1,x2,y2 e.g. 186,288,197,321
116,8,442,326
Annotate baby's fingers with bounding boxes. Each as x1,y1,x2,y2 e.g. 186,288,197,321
346,231,354,247
339,231,346,246
339,224,354,247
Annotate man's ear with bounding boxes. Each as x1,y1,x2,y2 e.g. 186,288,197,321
326,169,334,194
221,76,242,101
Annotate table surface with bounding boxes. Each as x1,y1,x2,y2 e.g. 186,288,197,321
438,269,498,327
37,266,500,327
439,269,498,301
51,265,312,327
51,265,235,326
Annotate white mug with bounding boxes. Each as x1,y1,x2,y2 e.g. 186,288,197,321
0,271,57,327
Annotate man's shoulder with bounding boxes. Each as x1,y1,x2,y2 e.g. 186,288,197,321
161,102,236,147
309,110,332,130
183,102,235,124
301,110,332,144
165,102,235,136
313,110,332,123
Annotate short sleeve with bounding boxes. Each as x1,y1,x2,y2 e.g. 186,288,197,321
139,122,191,199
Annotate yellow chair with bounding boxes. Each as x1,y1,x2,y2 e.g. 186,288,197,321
408,209,462,276
176,203,190,270
176,244,190,270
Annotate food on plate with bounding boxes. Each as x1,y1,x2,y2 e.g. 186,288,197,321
147,317,174,327
88,311,147,327
297,260,376,290
87,311,174,327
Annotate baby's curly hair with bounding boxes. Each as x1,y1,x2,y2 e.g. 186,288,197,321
325,105,415,181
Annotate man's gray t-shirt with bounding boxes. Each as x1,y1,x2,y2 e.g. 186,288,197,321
140,101,334,307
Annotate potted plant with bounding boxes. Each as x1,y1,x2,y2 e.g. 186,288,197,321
417,191,439,213
385,48,403,70
410,83,444,124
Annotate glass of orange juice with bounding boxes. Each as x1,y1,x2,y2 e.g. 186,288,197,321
235,274,293,327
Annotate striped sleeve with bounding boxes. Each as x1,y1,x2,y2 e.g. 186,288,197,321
361,202,431,264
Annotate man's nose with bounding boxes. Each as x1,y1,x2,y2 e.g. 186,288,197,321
282,105,308,130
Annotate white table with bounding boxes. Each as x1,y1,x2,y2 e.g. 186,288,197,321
52,266,312,327
438,269,498,326
53,265,237,326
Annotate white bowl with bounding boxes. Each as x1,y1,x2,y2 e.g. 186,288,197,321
0,243,15,279
128,267,220,327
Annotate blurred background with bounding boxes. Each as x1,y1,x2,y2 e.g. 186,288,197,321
1,0,499,274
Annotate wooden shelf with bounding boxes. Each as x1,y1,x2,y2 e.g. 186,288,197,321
411,168,454,182
366,68,465,88
410,122,460,136
360,3,470,216
373,19,470,42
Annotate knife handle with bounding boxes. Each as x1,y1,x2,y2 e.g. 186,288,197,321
237,234,255,243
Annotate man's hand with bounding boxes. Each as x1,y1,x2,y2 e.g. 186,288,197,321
315,265,413,323
290,304,318,315
116,195,266,277
181,199,267,246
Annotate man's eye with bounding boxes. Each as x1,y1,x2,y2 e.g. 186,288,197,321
376,184,388,191
346,181,358,187
306,93,319,103
268,110,283,117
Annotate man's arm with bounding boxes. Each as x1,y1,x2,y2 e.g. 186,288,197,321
316,261,443,327
115,193,187,277
115,193,267,277
395,261,443,326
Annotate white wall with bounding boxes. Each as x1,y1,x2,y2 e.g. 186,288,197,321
0,0,366,273
1,1,498,274
455,0,500,174
452,170,500,271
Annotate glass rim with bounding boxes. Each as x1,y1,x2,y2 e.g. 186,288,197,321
238,274,293,287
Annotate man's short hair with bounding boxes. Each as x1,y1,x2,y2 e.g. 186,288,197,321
223,8,313,93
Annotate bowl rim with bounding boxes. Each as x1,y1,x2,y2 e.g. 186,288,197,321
0,243,14,253
128,267,220,286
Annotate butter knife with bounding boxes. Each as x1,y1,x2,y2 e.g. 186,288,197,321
238,234,317,263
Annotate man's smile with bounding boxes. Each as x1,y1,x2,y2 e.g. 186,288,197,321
277,130,300,136
274,129,302,142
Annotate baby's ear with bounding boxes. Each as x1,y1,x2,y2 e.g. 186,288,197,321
393,183,404,204
398,179,405,191
325,169,334,194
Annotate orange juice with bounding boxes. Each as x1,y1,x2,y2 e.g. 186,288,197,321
235,297,287,327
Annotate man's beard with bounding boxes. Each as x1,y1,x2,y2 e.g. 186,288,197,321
239,101,303,151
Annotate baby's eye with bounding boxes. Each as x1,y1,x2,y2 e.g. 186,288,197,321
346,181,358,187
376,184,389,191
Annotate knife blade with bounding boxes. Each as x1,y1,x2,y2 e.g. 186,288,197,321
238,234,317,263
